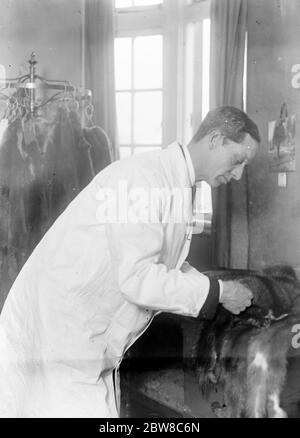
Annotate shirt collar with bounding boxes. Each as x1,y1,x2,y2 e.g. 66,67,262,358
180,143,196,187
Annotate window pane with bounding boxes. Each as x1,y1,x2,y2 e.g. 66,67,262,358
183,23,195,145
115,0,132,8
195,182,212,214
134,35,163,89
120,147,132,159
202,18,211,119
134,0,162,5
116,92,131,144
133,147,161,154
115,38,132,90
134,92,162,145
193,182,212,234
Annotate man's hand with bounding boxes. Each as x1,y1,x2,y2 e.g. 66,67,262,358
220,280,253,315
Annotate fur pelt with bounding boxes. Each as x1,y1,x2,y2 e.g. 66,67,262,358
194,265,300,418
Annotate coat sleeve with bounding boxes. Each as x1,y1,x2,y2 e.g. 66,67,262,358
105,217,214,318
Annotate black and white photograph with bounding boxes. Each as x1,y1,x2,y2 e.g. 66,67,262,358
0,0,300,421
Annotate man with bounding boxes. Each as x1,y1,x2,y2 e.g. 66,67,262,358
0,106,259,417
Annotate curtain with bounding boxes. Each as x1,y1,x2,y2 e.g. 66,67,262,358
210,0,248,269
84,0,119,160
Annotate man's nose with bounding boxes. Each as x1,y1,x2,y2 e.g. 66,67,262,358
231,163,245,180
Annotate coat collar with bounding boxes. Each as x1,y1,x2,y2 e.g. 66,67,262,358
164,142,195,189
179,143,196,187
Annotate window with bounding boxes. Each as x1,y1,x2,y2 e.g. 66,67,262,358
115,34,163,158
114,0,212,225
115,0,165,158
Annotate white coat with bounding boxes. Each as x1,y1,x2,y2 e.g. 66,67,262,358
0,142,211,417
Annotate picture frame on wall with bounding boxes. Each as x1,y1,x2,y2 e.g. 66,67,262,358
268,103,296,172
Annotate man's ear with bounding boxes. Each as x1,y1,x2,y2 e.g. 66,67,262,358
208,130,224,150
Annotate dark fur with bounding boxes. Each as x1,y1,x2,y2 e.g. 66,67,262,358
194,265,300,418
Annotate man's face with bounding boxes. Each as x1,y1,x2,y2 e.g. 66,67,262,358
209,133,258,187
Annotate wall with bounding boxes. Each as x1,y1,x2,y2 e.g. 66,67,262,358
247,0,300,273
0,0,83,86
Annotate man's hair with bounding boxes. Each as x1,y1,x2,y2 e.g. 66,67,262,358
192,106,261,144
